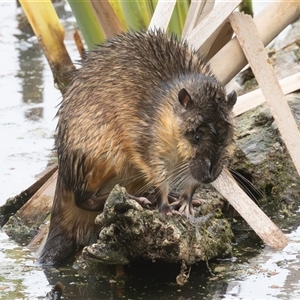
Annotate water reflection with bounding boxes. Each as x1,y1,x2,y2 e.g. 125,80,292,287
0,2,63,201
15,9,44,122
13,2,73,123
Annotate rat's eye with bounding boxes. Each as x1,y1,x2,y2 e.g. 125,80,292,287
194,133,201,143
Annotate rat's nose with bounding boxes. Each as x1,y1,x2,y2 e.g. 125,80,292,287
205,158,212,173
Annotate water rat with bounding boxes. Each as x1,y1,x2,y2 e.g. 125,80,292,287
39,30,236,265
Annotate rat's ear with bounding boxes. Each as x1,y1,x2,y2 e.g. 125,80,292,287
226,90,237,108
178,88,191,109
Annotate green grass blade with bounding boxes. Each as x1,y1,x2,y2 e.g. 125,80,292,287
68,0,105,49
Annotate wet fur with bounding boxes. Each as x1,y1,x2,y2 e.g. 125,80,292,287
39,30,236,265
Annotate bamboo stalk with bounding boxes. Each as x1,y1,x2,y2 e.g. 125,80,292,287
19,0,75,91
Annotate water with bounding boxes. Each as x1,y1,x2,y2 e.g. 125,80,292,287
0,2,64,202
0,1,300,299
0,2,78,298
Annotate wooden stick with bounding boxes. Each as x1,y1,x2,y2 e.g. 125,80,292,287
212,169,289,250
234,71,300,116
0,165,57,227
209,3,300,250
230,11,300,178
186,0,240,58
148,0,176,32
182,0,214,38
210,1,300,85
205,21,233,61
5,170,57,228
28,224,49,253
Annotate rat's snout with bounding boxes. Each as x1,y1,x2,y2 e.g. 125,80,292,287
190,155,223,184
204,157,212,173
201,159,221,183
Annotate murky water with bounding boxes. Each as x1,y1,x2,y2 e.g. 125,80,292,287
1,1,300,299
0,2,77,202
0,2,78,298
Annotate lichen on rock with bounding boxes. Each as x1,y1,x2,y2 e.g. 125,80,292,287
82,185,234,268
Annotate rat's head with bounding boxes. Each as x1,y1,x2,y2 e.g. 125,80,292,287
177,75,237,184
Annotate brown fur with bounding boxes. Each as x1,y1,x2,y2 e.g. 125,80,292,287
39,30,236,265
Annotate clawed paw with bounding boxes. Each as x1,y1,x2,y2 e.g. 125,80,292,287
159,204,181,216
169,197,205,217
170,200,194,217
127,193,153,208
191,199,205,207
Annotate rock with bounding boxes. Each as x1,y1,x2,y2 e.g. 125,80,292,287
82,185,234,267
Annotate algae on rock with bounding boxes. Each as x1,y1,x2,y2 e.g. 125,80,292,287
82,185,234,267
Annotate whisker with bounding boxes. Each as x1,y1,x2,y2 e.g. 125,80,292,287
107,160,192,203
165,163,191,191
230,168,264,198
228,168,264,206
135,181,153,196
164,163,188,185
